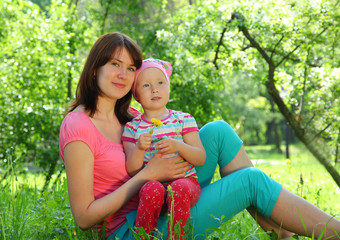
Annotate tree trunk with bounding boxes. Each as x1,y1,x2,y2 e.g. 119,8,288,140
269,96,282,153
230,12,340,187
266,79,340,187
273,121,282,154
41,160,57,193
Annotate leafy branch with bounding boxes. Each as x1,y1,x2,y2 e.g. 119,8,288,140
228,11,340,187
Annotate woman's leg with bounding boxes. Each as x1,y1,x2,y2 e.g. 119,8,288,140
190,167,282,240
198,120,293,238
196,120,244,188
270,187,340,239
167,177,201,238
136,180,166,235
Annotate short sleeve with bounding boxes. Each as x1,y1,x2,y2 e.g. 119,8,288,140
129,106,141,118
59,112,97,162
181,113,199,135
122,121,136,143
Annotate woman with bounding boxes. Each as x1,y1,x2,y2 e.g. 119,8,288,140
59,32,340,240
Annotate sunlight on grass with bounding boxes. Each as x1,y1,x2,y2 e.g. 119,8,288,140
245,143,340,215
1,143,339,239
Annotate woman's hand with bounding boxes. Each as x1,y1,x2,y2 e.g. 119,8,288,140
142,153,189,182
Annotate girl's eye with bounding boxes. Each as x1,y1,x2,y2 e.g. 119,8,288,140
143,83,150,88
158,81,164,85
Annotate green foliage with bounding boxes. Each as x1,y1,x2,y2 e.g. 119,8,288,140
0,0,91,171
0,0,339,230
146,0,339,165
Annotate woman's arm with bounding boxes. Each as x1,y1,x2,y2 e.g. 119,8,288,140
155,131,206,166
64,141,189,230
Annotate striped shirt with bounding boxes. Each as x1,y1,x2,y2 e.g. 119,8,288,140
122,109,199,177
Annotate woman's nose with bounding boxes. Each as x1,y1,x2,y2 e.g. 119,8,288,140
118,68,126,79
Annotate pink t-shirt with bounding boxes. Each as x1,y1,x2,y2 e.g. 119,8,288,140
59,111,139,237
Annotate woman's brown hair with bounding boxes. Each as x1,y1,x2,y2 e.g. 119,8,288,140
67,32,143,124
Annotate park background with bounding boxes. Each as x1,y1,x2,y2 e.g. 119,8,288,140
0,0,339,239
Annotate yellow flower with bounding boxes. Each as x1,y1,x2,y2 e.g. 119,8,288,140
167,184,174,196
151,118,163,127
167,185,172,192
149,118,163,133
285,158,291,165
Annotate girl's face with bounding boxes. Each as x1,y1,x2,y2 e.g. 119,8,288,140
135,67,170,112
96,47,136,101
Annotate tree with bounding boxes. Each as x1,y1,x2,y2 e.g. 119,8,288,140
148,0,340,186
227,0,340,186
0,0,90,188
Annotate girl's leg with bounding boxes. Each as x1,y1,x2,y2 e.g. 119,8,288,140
167,177,201,238
270,187,340,239
136,180,166,235
198,120,293,238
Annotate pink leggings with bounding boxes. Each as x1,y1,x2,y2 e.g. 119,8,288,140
135,177,200,238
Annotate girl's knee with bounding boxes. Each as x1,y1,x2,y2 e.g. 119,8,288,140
170,179,190,192
140,180,165,198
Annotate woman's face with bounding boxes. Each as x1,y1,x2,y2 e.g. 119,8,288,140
96,47,136,101
135,67,170,112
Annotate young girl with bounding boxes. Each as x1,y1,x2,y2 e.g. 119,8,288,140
122,59,206,239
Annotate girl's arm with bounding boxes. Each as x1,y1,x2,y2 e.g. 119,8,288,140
64,140,189,230
124,141,146,176
124,132,152,176
155,131,206,166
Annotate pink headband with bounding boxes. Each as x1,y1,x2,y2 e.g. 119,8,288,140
132,58,172,98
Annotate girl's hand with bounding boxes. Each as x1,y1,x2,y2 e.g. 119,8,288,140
137,133,152,151
155,139,179,154
143,153,189,182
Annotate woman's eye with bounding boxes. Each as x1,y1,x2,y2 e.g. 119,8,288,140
128,67,136,72
112,62,119,67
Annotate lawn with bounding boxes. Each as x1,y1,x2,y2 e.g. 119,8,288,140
0,143,339,239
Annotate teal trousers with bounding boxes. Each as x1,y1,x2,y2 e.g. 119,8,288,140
109,120,282,239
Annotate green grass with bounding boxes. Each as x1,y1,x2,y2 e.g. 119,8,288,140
0,143,339,239
246,143,340,215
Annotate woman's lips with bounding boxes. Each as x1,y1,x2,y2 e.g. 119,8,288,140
152,97,161,101
113,82,125,88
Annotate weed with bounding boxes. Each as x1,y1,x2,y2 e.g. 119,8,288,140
0,144,339,239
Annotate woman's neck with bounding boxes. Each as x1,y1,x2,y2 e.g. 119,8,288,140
93,97,117,122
